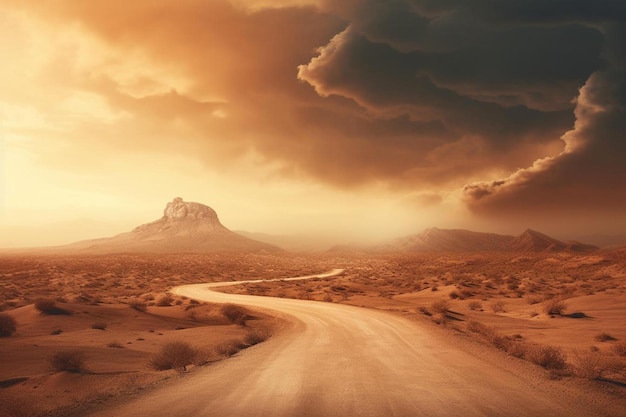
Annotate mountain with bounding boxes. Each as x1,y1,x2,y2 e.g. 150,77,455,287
61,197,281,254
384,227,597,253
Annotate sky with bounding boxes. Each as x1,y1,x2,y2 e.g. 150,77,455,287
1,0,625,248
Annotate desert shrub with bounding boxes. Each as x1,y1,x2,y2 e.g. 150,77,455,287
613,342,626,357
572,350,626,380
34,298,69,315
221,304,249,326
468,301,482,311
525,295,542,305
129,299,148,312
244,329,270,346
149,341,199,372
50,329,63,335
466,320,491,335
430,299,449,315
594,332,617,342
215,339,247,357
0,312,17,337
156,295,173,307
448,291,459,299
92,322,107,330
526,345,567,370
490,300,506,313
543,298,567,316
48,350,87,373
107,341,124,348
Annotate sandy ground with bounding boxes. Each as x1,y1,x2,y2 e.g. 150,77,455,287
88,274,626,417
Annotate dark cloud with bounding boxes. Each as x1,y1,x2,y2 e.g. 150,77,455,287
8,0,626,216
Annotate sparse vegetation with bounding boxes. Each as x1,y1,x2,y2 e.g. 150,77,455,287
490,300,506,313
468,300,482,311
215,339,247,357
0,312,17,337
156,295,174,307
34,298,69,315
149,341,199,372
129,299,148,312
221,303,250,326
525,345,567,370
594,332,617,342
92,322,107,330
543,298,567,316
572,349,626,380
48,350,87,373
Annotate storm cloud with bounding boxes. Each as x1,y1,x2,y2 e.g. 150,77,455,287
3,0,625,220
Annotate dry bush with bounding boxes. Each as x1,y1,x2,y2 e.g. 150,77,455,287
129,299,148,312
244,329,270,346
543,298,567,316
215,339,247,357
572,350,626,380
107,341,124,348
526,345,567,370
149,341,199,372
34,298,69,315
490,300,506,313
594,332,617,342
0,312,17,337
48,350,87,373
525,294,542,305
221,304,249,326
468,301,482,311
156,295,173,307
91,322,107,330
430,299,449,315
613,342,626,357
448,291,459,299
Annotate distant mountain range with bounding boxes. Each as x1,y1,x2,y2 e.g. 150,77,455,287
382,227,598,253
60,197,281,254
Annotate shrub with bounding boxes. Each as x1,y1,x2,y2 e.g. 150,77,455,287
34,298,69,315
526,345,567,370
129,299,148,312
594,332,617,342
572,350,626,380
92,322,107,330
0,312,17,337
107,341,124,348
430,299,449,315
613,342,626,357
221,304,249,326
468,301,482,311
449,291,459,299
244,330,270,346
50,329,63,335
215,339,246,357
490,300,506,313
149,341,199,372
156,295,173,307
543,298,567,316
48,350,87,373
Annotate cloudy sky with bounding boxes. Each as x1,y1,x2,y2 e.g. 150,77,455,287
1,0,625,247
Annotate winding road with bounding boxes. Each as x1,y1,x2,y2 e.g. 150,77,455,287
91,270,622,417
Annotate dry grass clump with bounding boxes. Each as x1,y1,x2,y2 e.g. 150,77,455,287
0,312,17,337
149,341,199,372
543,298,567,316
129,299,148,312
468,300,482,311
571,349,626,380
48,350,87,373
490,300,506,313
91,322,107,330
215,339,247,357
613,342,626,357
525,345,567,370
221,304,250,326
244,329,270,346
430,299,450,324
34,298,70,315
156,295,174,307
594,332,617,342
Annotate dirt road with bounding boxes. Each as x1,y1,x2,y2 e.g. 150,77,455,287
91,270,623,417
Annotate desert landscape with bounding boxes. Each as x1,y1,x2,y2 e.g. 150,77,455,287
1,198,626,416
2,1,626,416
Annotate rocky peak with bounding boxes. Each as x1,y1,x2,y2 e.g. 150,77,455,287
163,197,221,223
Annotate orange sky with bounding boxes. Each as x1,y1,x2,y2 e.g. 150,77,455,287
1,1,625,248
